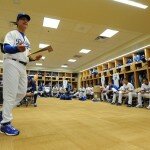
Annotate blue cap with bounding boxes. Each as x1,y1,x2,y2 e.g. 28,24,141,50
17,13,31,21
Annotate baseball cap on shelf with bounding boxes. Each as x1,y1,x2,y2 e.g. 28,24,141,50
17,13,31,21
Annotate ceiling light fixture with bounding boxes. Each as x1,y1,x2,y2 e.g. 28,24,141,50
39,44,49,49
43,17,60,29
61,65,68,68
79,49,91,54
100,29,119,38
36,63,42,66
68,59,76,62
113,0,148,9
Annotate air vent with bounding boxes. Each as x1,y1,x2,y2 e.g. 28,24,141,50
95,36,108,41
73,55,82,58
13,0,21,4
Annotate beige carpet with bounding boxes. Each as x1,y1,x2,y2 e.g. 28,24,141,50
0,98,150,150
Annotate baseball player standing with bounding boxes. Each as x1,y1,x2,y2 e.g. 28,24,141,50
0,13,42,136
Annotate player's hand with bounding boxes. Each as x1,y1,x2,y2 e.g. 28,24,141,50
35,55,42,61
17,43,26,52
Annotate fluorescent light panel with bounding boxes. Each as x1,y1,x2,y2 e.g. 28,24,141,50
43,17,60,29
61,65,68,68
79,49,91,54
68,59,76,62
0,60,3,63
39,44,49,49
41,56,46,60
100,29,119,38
80,44,150,72
36,63,42,66
113,0,148,9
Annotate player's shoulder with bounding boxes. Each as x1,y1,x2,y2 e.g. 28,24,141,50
128,82,134,86
6,30,18,36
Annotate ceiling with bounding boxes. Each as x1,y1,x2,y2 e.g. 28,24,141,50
0,0,150,72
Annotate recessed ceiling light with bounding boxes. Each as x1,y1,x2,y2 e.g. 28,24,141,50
43,17,60,29
0,60,3,63
61,65,68,68
68,59,76,62
36,63,42,66
41,56,46,60
39,44,49,49
100,29,119,38
113,0,148,9
79,49,91,54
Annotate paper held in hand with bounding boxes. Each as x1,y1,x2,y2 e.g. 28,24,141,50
28,45,53,57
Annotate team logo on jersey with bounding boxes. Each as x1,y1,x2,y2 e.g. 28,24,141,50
16,39,30,49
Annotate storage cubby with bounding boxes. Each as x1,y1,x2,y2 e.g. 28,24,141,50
97,66,102,73
135,70,147,87
145,49,150,60
80,48,150,89
102,64,108,71
125,72,135,87
115,59,123,68
59,72,65,77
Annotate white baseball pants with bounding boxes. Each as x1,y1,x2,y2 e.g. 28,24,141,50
1,59,27,124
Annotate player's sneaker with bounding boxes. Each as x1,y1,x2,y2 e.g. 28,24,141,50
34,103,37,107
0,124,20,136
146,105,150,110
127,104,132,107
136,104,143,108
116,103,121,106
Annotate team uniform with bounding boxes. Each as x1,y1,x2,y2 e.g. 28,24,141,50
117,82,134,105
86,86,93,99
113,73,119,88
101,84,118,102
0,13,32,136
101,75,105,87
1,30,30,125
136,82,150,109
79,87,86,100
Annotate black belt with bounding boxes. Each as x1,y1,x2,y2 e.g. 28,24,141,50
12,58,27,66
5,58,27,66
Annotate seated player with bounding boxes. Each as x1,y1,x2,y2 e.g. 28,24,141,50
51,85,59,97
58,86,66,98
43,84,51,97
18,77,38,107
111,86,124,104
79,86,86,101
101,81,118,102
60,87,72,100
136,78,150,109
38,82,44,97
117,78,134,107
86,84,94,99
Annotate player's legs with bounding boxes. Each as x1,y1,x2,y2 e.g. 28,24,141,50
112,92,117,104
14,70,27,107
105,91,110,102
101,92,105,101
118,91,123,104
1,62,19,124
136,93,143,108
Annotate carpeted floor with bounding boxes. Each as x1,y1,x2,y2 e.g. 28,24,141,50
0,98,150,150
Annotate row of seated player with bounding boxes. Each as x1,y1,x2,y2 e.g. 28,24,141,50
100,78,150,109
38,83,77,98
73,85,94,100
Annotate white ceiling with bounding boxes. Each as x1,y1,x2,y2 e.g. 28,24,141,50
0,0,150,72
